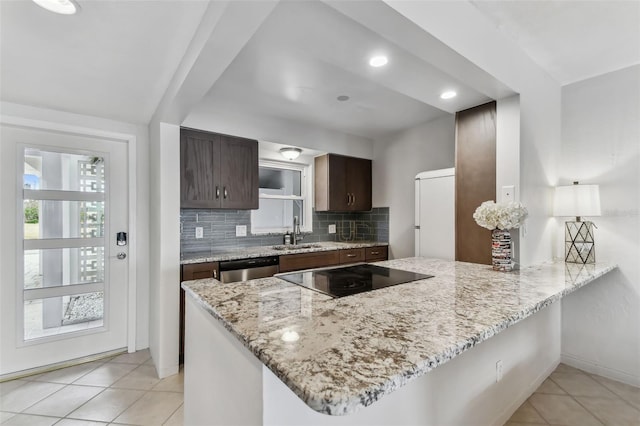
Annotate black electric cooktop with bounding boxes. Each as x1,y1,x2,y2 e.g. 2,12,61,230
277,264,434,298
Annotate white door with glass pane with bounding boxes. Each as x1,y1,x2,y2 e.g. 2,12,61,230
0,124,129,375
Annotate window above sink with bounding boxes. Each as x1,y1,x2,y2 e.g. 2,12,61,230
251,159,312,235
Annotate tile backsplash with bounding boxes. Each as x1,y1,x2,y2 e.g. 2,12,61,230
180,207,389,253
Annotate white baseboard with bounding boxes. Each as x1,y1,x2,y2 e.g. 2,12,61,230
561,353,640,387
492,358,561,426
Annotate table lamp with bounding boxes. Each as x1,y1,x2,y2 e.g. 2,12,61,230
553,181,601,263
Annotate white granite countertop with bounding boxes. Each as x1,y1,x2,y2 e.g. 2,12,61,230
180,241,388,264
182,258,616,415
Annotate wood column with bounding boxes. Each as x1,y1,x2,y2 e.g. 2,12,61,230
455,101,496,264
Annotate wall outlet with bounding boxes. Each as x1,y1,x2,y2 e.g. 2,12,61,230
501,185,515,203
496,360,504,382
195,227,203,239
328,224,336,234
236,225,247,237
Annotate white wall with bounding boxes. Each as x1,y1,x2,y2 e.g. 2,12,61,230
148,120,181,378
496,95,522,264
0,102,150,352
385,1,561,267
372,115,455,259
183,110,374,159
559,65,640,385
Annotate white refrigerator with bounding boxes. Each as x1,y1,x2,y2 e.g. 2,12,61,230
414,168,455,260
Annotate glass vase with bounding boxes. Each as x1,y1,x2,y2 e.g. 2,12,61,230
491,229,513,272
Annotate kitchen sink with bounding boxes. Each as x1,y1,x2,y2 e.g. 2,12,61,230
272,244,322,251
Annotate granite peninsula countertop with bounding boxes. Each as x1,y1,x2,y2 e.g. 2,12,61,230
180,241,388,264
182,258,616,415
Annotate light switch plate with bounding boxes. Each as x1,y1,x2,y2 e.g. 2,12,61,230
195,227,203,239
328,224,336,234
236,225,247,237
501,185,515,203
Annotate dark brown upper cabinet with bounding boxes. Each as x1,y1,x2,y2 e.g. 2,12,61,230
180,128,258,209
314,153,372,212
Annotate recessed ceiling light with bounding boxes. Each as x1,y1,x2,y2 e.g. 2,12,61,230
337,95,350,102
369,55,388,68
440,91,457,100
32,0,80,15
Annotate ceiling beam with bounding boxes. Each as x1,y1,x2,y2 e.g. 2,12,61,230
151,0,279,125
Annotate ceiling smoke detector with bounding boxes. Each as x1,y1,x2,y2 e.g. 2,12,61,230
32,0,80,14
280,147,302,161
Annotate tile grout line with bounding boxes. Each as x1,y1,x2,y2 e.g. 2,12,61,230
524,395,551,425
63,387,144,424
568,394,607,426
62,360,150,424
588,373,640,410
161,402,183,426
10,382,66,416
547,375,608,426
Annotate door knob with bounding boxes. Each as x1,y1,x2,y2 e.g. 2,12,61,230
117,252,127,260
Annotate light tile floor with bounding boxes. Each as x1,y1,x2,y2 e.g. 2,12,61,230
2,354,639,426
0,350,183,426
505,363,640,426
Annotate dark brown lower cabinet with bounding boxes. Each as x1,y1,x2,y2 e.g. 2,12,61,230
365,246,388,262
279,250,340,273
180,262,219,364
339,248,365,264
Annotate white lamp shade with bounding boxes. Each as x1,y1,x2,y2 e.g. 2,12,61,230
32,0,79,14
554,184,601,217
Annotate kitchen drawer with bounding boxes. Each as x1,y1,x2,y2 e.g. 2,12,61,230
339,248,365,264
279,250,340,273
365,246,388,262
182,262,219,280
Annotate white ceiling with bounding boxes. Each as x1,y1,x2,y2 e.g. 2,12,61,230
191,0,495,140
0,0,208,124
1,0,637,132
472,0,640,85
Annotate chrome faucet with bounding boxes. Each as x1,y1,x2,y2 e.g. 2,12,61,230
293,216,303,245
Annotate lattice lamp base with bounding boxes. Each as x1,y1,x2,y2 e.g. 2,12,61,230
565,221,596,264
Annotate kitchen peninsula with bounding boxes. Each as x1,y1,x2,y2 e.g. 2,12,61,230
182,258,615,426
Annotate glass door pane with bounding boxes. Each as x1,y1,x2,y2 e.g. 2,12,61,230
22,147,107,341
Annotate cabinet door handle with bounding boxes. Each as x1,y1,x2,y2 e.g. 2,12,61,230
215,186,220,199
346,193,351,206
213,270,217,279
370,251,379,255
223,187,228,199
346,253,357,258
352,194,356,205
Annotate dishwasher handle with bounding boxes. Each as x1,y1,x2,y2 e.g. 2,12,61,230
219,256,279,271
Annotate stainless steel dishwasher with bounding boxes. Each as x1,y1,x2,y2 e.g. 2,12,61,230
218,256,279,283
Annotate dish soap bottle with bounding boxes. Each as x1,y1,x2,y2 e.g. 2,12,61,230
284,232,291,245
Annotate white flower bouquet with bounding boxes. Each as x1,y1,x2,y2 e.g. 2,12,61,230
473,201,528,230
